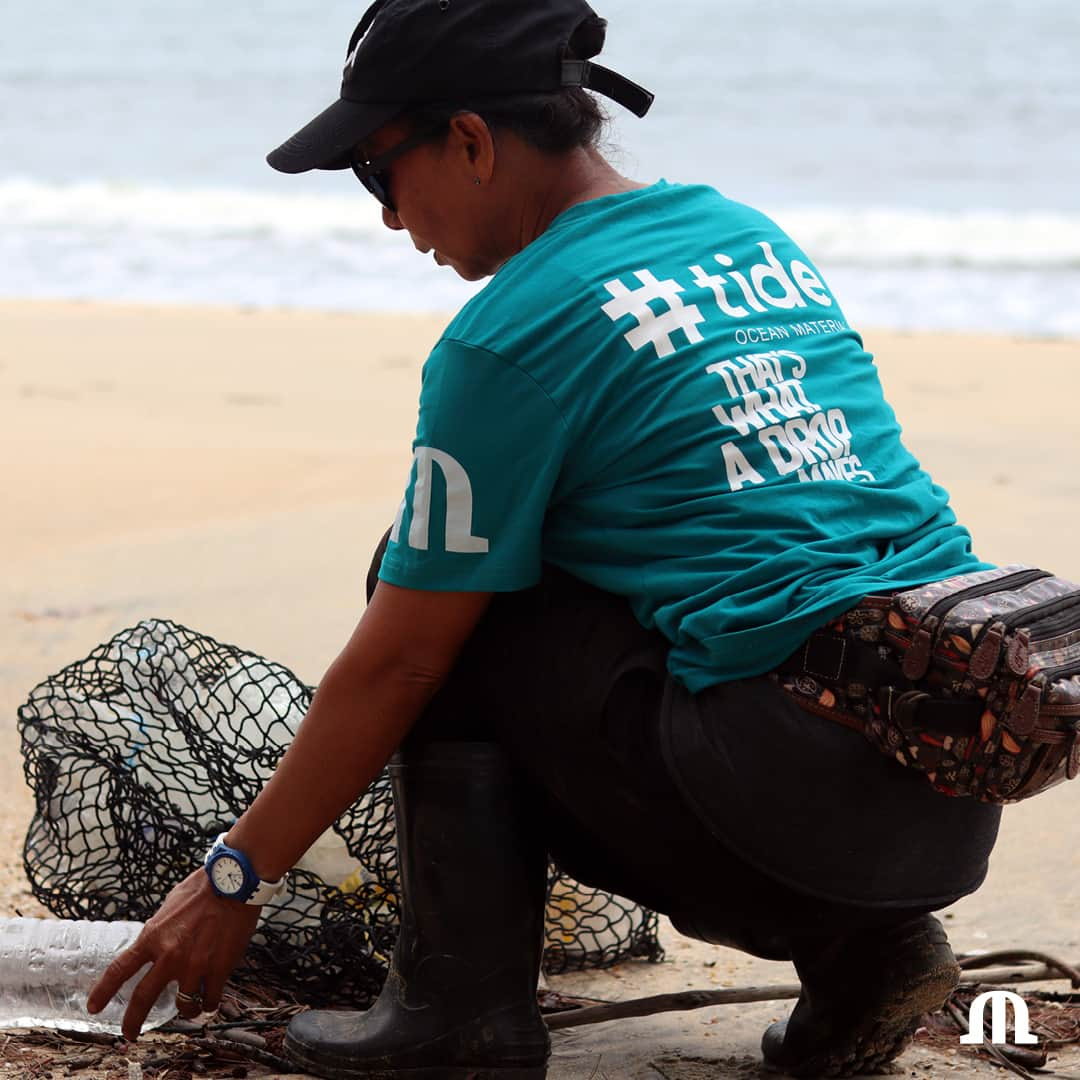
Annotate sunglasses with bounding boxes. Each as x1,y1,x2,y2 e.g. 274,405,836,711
350,126,444,213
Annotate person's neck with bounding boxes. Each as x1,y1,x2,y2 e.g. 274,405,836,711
516,147,646,252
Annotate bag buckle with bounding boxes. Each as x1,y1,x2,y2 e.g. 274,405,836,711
880,686,930,727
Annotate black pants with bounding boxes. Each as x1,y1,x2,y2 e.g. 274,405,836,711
368,537,999,957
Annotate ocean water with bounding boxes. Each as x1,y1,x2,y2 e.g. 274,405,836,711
4,0,1079,335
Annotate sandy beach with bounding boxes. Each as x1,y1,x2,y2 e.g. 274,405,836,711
2,300,1079,1078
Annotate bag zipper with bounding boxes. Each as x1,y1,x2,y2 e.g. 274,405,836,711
1041,657,1080,683
1002,590,1080,638
969,586,1080,679
900,568,1052,680
976,590,1080,680
922,568,1050,626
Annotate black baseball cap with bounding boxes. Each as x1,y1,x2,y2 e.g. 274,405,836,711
267,0,654,174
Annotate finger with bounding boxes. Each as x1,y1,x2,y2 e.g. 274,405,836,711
87,944,148,1015
121,964,174,1042
174,980,207,1021
201,969,227,1015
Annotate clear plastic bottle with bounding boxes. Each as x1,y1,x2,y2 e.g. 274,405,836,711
0,917,177,1034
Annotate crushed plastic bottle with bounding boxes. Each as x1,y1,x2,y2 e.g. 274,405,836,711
0,917,177,1034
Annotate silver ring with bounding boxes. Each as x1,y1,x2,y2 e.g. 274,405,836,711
175,989,204,1008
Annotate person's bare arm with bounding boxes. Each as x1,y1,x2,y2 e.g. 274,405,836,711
87,582,493,1039
226,581,493,877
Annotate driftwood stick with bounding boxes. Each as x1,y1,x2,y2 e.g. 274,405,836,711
59,1053,108,1071
545,983,802,1029
545,956,1080,1031
957,958,1080,989
215,1026,268,1050
958,950,1080,988
190,1036,298,1073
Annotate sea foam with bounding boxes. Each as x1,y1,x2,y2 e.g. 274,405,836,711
4,179,1078,269
2,178,1079,335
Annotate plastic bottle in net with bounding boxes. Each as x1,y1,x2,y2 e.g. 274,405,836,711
0,918,176,1033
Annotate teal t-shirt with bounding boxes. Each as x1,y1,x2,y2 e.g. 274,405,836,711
379,181,988,691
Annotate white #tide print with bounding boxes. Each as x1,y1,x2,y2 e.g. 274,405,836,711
600,241,876,492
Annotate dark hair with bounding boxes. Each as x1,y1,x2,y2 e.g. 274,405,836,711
408,88,608,154
404,17,610,154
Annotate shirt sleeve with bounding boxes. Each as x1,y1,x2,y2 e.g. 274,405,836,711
378,338,570,592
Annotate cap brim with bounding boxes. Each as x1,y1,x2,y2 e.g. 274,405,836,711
267,98,404,174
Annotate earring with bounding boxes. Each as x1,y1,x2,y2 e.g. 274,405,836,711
474,177,481,185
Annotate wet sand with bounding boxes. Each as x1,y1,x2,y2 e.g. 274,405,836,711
2,300,1078,1077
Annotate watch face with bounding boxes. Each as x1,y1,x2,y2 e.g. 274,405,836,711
210,854,246,896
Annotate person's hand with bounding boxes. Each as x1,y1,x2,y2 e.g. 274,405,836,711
87,867,262,1041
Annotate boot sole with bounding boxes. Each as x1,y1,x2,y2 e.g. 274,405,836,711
765,958,960,1077
285,1037,547,1080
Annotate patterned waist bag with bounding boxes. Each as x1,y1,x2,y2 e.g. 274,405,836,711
773,565,1080,804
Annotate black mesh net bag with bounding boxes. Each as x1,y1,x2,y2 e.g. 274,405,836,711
17,618,662,1007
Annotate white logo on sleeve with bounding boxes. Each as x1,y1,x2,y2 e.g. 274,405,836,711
391,447,490,554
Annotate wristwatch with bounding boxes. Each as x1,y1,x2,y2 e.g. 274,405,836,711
203,833,288,905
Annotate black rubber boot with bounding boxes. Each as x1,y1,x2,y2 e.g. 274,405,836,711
760,914,959,1077
285,742,551,1079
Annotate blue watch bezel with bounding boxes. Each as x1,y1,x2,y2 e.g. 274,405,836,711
204,837,260,902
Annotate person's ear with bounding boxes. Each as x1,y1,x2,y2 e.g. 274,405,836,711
446,112,495,184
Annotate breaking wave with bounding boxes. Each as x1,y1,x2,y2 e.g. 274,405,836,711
2,177,1078,334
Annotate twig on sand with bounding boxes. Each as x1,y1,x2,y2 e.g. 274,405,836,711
546,983,803,1029
215,1026,267,1050
546,953,1080,1030
958,950,1080,988
57,1051,108,1071
191,1035,298,1074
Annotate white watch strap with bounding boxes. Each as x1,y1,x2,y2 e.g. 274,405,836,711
244,873,289,906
